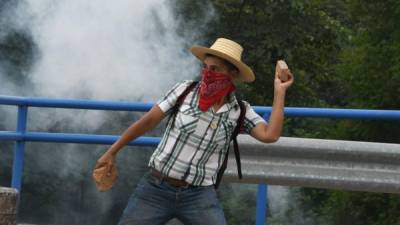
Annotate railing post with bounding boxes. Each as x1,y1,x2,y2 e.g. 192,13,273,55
11,106,28,192
256,184,268,225
255,112,270,225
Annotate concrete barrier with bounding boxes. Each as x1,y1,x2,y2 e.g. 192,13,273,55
0,187,18,225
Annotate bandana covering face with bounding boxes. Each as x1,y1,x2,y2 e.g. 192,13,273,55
199,68,236,112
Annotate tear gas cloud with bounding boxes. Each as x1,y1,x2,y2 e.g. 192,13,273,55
0,0,214,224
16,0,199,100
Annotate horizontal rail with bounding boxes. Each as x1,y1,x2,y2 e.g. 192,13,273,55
265,107,400,120
1,95,400,120
0,131,160,146
0,95,153,111
224,136,400,194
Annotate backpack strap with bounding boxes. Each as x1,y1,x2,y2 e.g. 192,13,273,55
168,81,198,129
214,100,246,188
232,100,246,179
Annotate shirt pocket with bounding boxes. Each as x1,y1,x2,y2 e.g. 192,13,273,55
215,118,237,147
174,104,199,134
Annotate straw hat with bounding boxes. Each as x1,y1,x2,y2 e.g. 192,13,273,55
190,38,255,83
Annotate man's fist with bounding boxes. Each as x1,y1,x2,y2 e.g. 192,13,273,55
276,60,290,82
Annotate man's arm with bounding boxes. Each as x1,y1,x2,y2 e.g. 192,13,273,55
250,70,293,143
97,105,166,163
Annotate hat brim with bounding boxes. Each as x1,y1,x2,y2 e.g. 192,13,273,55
190,45,255,83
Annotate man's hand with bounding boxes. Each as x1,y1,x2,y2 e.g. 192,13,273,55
97,149,116,174
274,60,294,94
93,149,118,191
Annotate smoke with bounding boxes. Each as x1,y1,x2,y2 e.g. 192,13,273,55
0,68,17,96
269,186,290,216
269,186,316,225
1,0,210,132
16,0,199,100
0,0,214,224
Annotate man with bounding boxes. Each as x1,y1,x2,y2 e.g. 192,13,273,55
97,38,293,225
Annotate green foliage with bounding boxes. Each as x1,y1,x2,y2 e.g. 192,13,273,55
299,189,400,225
297,1,400,225
331,0,400,143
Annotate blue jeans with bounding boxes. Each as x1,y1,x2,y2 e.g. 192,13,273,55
117,172,227,225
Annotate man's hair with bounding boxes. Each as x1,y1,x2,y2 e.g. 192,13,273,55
205,54,239,72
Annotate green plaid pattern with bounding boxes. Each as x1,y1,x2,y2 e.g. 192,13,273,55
149,80,266,186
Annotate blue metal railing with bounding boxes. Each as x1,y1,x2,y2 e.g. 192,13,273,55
1,95,400,225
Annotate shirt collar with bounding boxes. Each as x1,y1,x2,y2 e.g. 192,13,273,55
214,92,239,114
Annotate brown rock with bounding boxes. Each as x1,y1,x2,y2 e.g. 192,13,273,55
276,60,290,82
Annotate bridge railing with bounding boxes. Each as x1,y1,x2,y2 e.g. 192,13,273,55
1,95,400,225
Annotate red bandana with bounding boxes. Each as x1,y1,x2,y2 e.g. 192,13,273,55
198,68,236,112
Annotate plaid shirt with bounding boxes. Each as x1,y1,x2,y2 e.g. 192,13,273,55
149,80,266,186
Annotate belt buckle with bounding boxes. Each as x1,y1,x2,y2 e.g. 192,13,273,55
167,178,190,188
166,177,190,188
151,169,190,188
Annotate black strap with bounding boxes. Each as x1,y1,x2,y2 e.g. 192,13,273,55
232,100,246,179
214,100,246,188
168,81,198,129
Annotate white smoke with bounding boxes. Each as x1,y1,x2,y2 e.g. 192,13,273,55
17,0,199,100
1,0,213,132
269,186,290,216
1,1,214,223
269,186,316,225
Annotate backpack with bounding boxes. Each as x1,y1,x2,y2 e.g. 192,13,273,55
168,81,246,188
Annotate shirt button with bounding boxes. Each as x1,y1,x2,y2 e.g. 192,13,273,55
210,121,218,130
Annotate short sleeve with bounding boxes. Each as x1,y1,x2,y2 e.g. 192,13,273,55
242,101,267,134
157,80,194,115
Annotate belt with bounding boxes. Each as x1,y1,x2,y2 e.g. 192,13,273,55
150,169,191,188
